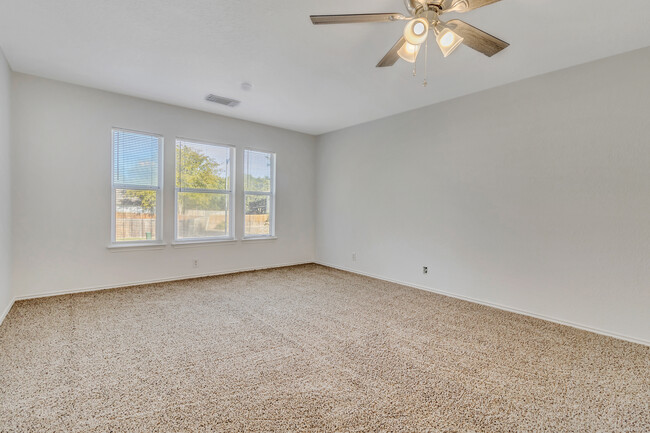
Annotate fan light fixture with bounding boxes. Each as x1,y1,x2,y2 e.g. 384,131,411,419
403,18,429,45
309,0,510,78
435,26,464,57
397,42,421,63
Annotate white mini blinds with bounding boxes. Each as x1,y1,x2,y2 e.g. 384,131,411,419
244,149,276,238
175,139,235,241
111,129,163,244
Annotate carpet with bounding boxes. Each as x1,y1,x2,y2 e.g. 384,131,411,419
0,264,648,432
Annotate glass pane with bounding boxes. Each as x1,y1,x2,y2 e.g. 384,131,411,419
177,192,230,239
114,189,157,242
245,195,271,236
113,130,159,187
244,150,272,192
176,140,231,190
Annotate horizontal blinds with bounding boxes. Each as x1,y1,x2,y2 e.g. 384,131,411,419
113,130,160,188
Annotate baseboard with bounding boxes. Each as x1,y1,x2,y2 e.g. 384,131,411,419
315,261,650,347
0,297,15,327
14,261,313,301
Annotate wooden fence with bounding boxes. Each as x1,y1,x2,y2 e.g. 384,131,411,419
115,213,156,241
115,212,270,239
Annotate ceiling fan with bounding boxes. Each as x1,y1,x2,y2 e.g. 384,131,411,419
310,0,509,68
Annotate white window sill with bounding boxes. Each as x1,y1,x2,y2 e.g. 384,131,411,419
242,236,278,242
171,238,236,248
108,242,167,252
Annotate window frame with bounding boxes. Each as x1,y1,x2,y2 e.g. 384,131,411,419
110,128,164,246
243,148,276,240
174,137,236,244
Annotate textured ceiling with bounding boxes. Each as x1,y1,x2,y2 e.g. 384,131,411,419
1,0,650,135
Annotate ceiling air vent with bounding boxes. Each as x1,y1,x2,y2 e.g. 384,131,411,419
205,94,240,107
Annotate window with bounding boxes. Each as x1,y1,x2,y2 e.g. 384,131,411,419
111,129,163,244
244,149,275,238
175,139,234,242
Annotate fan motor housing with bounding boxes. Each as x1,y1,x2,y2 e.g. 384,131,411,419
405,0,445,17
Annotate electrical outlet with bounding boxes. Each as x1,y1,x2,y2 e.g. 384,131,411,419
193,259,199,269
423,266,428,275
352,252,357,262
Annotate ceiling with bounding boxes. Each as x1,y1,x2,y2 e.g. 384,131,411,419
1,0,650,135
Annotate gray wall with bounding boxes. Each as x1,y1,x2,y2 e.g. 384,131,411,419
0,48,11,322
11,73,317,298
316,47,650,344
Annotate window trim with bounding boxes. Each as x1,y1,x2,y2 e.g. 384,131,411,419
110,127,164,246
243,148,276,240
174,137,236,243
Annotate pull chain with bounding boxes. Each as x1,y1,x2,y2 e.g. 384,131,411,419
423,36,428,87
412,47,417,76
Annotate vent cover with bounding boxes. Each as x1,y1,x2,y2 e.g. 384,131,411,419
205,94,240,107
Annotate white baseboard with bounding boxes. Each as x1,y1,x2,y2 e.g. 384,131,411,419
14,261,313,301
315,261,650,347
0,297,15,327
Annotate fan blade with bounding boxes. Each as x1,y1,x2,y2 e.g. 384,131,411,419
376,36,406,67
310,13,405,25
441,0,502,14
446,19,509,57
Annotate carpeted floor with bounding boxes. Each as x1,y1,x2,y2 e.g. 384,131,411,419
0,264,648,432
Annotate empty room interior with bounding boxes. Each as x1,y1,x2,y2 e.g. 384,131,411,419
1,0,649,431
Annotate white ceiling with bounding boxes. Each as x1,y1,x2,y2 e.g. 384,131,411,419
1,0,650,135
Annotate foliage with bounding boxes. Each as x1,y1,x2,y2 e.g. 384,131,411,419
122,190,156,214
245,174,270,193
176,145,228,190
176,144,228,211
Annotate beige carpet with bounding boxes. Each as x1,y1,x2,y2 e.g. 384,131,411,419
0,264,648,432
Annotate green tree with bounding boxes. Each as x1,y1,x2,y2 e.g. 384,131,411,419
244,169,270,216
176,144,227,190
244,174,270,193
176,144,227,213
122,189,156,214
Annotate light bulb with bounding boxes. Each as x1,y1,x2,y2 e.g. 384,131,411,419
435,27,464,57
439,32,455,48
397,42,421,63
404,18,429,45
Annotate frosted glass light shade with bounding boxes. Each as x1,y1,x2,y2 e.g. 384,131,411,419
397,42,421,63
404,18,429,45
435,27,463,57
